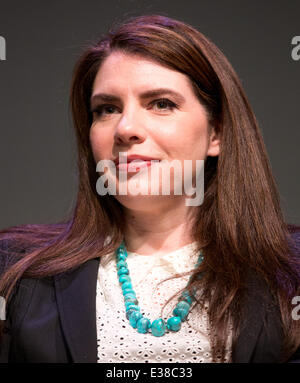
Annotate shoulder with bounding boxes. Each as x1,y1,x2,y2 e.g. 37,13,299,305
0,221,69,273
287,226,300,260
289,228,300,247
0,239,25,276
0,238,53,336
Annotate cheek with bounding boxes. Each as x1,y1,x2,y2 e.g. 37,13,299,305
179,118,209,158
156,119,209,159
89,127,112,161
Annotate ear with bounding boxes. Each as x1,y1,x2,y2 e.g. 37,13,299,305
206,125,221,157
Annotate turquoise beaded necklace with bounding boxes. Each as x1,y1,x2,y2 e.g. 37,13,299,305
116,241,203,337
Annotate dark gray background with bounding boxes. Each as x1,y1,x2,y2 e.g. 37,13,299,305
0,0,299,229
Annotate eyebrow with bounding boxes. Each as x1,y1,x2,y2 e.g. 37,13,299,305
90,88,186,107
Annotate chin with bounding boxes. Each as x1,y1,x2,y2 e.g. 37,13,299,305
113,193,184,211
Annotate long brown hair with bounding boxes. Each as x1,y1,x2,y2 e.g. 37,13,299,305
0,14,299,362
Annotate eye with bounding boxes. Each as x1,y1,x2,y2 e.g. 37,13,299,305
149,98,178,112
91,104,119,119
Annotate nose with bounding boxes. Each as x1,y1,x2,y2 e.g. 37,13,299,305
114,105,146,146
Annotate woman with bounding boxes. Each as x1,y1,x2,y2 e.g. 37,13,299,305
0,14,299,363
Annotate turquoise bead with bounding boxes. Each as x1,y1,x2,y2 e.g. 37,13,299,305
151,319,166,337
176,301,191,311
196,254,203,266
117,267,129,276
117,260,127,269
117,247,126,254
136,318,151,334
121,281,133,290
129,311,143,328
126,307,140,319
125,304,139,312
123,288,135,296
167,316,182,331
125,302,135,310
124,292,137,299
173,307,189,321
117,253,127,261
119,275,131,283
181,290,193,304
124,295,138,304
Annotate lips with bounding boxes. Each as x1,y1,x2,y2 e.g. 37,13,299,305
113,154,160,165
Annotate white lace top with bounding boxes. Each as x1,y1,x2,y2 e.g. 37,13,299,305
96,242,232,363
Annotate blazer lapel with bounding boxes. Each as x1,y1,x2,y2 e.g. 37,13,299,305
54,257,100,363
232,270,281,363
232,286,265,362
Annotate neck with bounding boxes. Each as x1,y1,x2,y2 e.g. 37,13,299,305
122,202,196,256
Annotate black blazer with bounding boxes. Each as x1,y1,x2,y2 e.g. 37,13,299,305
0,232,300,363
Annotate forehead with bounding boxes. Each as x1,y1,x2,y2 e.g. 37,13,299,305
92,51,194,93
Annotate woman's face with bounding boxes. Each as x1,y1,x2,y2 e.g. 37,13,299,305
89,51,220,209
